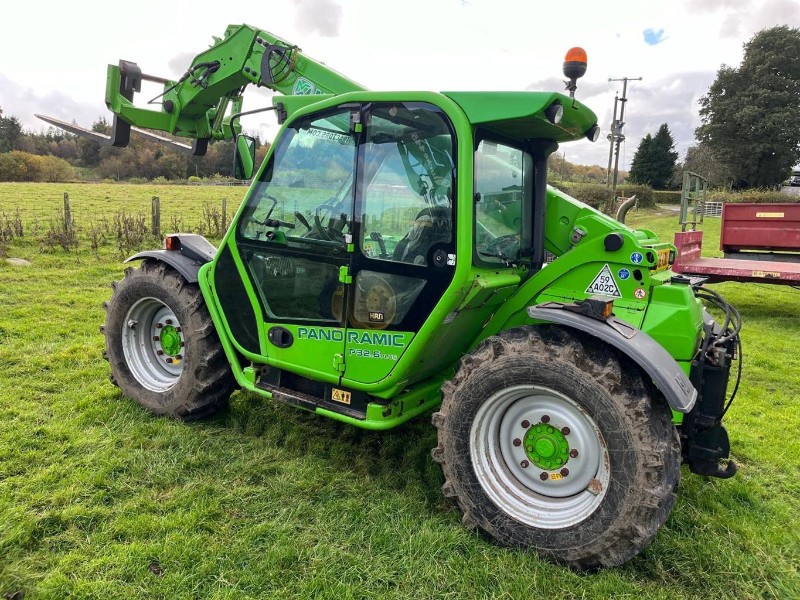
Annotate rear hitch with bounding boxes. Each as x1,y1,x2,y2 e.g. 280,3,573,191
682,299,741,479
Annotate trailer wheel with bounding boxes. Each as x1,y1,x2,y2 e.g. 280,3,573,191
432,325,680,569
102,259,235,420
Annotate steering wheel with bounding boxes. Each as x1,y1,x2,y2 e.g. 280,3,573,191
483,233,520,260
314,197,348,241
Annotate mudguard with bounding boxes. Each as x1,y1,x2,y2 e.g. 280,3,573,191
527,302,697,413
125,234,216,283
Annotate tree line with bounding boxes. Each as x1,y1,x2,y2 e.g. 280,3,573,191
0,111,269,183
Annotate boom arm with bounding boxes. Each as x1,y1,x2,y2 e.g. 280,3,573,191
37,24,365,155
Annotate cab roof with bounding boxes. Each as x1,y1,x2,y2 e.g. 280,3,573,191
442,91,597,143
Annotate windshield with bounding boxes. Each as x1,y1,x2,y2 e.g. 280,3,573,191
238,103,455,264
238,109,357,253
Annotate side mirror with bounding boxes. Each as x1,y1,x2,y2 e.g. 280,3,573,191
234,134,256,180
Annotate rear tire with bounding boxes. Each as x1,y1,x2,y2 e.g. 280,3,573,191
432,326,680,569
102,260,235,420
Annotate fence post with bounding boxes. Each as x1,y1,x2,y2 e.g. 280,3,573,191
63,192,72,234
222,198,227,231
151,196,161,237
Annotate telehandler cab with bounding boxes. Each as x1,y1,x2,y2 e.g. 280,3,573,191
41,25,742,569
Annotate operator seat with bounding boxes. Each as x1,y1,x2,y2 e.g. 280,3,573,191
392,206,452,265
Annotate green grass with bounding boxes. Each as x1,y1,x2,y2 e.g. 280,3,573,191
0,182,241,225
1,191,799,598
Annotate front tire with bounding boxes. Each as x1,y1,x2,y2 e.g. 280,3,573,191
103,260,235,420
432,326,680,569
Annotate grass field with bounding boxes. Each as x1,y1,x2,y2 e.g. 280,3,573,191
1,188,799,599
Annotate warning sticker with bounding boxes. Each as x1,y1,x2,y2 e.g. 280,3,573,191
331,389,352,405
586,264,621,297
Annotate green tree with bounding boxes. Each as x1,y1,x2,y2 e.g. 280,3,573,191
628,134,654,186
0,107,23,153
628,124,678,189
77,117,110,167
0,151,74,182
683,144,735,188
696,26,800,189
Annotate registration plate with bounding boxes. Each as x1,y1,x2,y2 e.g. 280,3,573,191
653,248,671,272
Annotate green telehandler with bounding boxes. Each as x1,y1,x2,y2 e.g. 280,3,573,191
40,26,741,569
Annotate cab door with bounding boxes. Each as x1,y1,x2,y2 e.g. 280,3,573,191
230,106,359,383
343,102,458,385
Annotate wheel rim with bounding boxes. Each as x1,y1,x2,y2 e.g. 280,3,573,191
470,384,610,529
122,297,185,392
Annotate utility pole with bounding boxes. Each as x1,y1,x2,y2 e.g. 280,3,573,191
606,94,619,186
606,77,642,205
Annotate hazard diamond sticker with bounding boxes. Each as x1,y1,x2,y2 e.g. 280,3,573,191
586,264,621,297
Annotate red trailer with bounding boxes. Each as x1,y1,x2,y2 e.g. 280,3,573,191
720,203,800,259
673,203,800,285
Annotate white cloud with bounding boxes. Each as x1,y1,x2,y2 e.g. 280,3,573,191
0,75,103,134
294,0,344,37
0,0,798,166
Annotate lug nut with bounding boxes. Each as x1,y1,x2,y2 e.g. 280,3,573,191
176,327,182,333
176,354,183,360
569,449,579,458
180,342,185,347
521,420,530,429
166,319,173,325
561,426,571,435
166,358,173,364
541,415,550,423
560,468,569,477
539,472,549,481
157,350,164,356
513,438,521,447
520,460,529,469
156,323,163,329
153,336,160,342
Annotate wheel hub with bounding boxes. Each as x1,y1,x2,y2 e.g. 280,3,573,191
159,325,182,357
524,423,569,471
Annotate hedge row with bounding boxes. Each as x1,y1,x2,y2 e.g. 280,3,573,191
706,189,796,203
551,183,656,209
550,184,798,208
653,190,681,204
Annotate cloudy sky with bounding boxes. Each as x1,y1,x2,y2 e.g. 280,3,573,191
1,0,798,168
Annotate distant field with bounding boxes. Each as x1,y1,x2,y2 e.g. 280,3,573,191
0,183,242,257
0,185,798,598
0,181,242,226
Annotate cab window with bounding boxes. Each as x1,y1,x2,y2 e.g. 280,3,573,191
474,140,531,266
359,103,455,266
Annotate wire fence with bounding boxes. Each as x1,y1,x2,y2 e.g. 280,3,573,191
0,183,241,258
